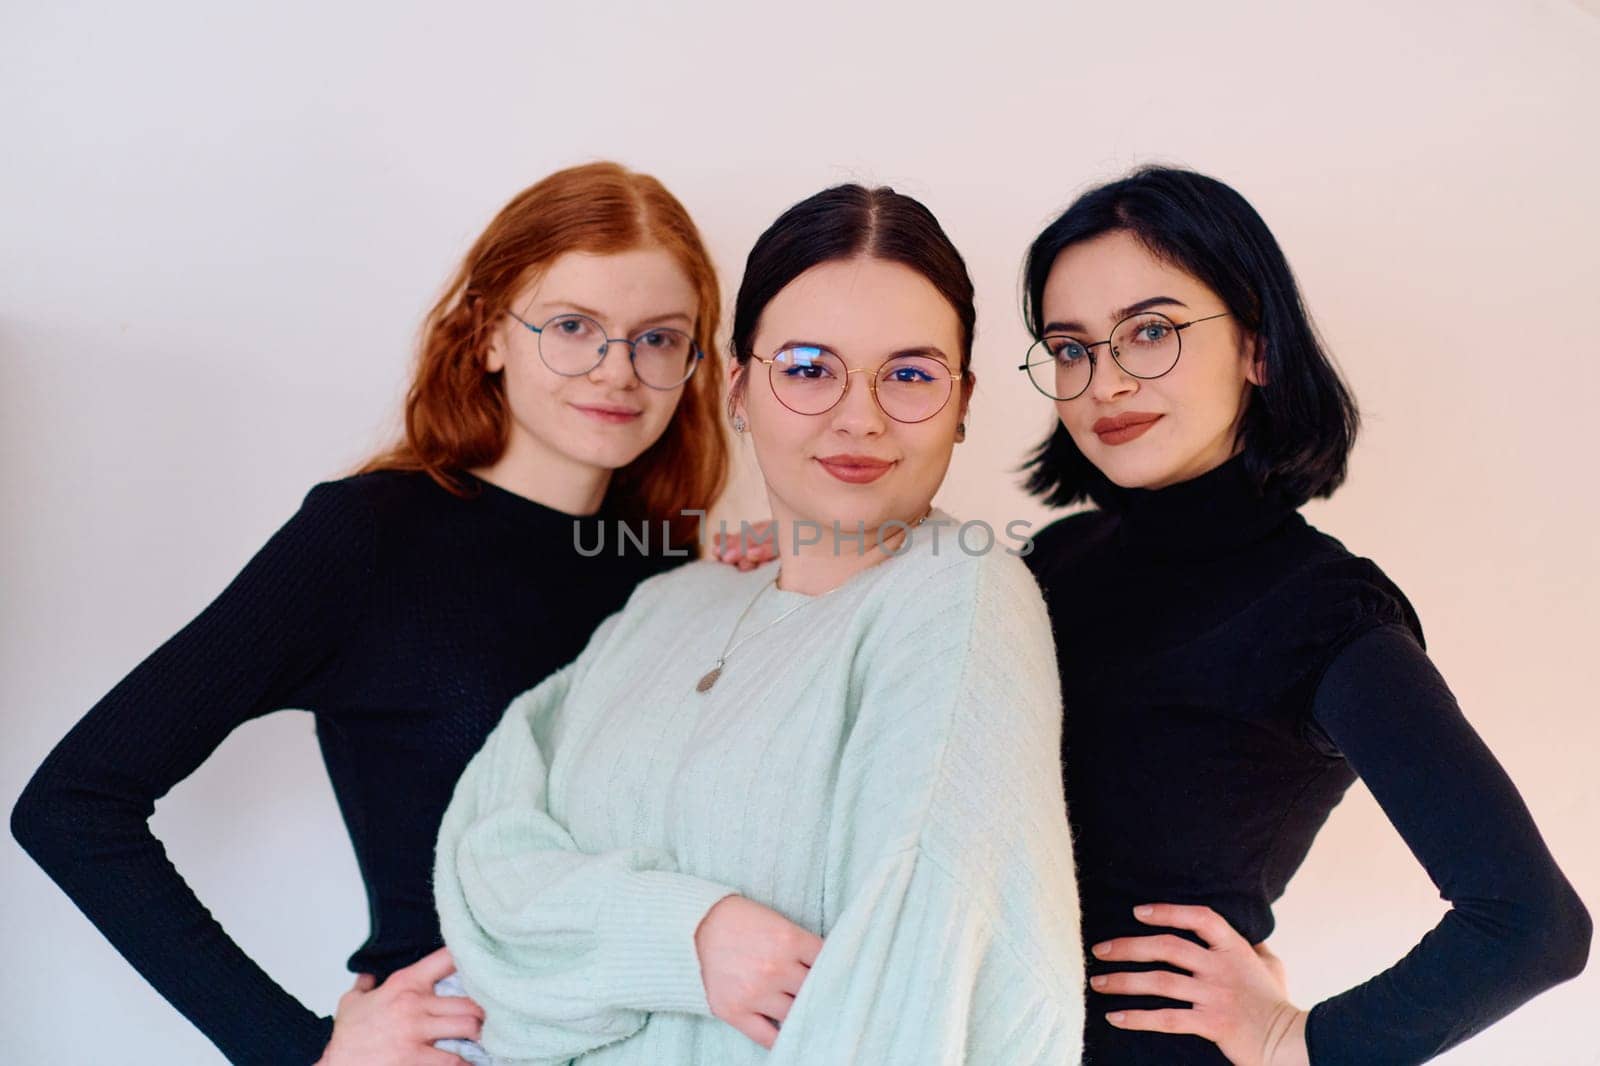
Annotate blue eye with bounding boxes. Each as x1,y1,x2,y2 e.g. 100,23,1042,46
889,366,934,383
1047,338,1087,363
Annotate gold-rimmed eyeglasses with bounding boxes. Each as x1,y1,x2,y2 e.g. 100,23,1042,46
751,344,964,424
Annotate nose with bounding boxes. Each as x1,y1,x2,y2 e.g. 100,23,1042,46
586,338,640,390
1087,348,1138,404
827,369,887,437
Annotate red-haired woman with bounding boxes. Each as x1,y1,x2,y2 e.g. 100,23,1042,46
10,162,729,1066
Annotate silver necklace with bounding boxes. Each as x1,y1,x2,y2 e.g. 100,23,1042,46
694,509,933,694
694,576,811,693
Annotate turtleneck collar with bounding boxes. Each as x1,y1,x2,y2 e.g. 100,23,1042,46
1103,454,1298,562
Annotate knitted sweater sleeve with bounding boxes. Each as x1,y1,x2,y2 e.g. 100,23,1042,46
432,615,738,1066
765,551,1086,1065
9,481,375,1065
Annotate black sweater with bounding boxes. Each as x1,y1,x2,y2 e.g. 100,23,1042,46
10,470,682,1065
1024,456,1590,1065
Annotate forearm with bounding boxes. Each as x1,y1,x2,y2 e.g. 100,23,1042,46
12,773,333,1064
1306,893,1590,1065
13,482,376,1062
1305,625,1592,1063
434,676,734,1058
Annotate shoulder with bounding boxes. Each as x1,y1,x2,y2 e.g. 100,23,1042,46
859,516,1036,605
625,557,746,604
1019,508,1117,582
304,469,550,556
1268,526,1425,652
307,468,448,523
234,473,397,569
861,519,1056,674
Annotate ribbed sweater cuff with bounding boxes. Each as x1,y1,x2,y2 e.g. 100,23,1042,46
597,869,734,1017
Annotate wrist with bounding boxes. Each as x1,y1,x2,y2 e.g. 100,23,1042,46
1265,1004,1310,1066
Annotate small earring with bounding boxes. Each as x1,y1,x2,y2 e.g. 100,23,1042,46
731,415,747,434
955,421,966,442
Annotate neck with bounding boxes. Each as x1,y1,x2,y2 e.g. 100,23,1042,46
471,434,611,517
769,511,926,596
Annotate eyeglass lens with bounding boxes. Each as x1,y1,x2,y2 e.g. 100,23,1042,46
537,313,697,388
768,345,955,423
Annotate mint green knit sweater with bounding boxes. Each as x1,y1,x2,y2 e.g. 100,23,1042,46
434,514,1085,1064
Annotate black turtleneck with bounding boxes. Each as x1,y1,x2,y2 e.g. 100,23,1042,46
10,470,685,1066
1025,456,1590,1065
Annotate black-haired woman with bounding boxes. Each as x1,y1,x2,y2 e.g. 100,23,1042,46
1017,166,1590,1065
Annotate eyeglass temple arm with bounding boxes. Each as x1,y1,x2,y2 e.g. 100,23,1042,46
1173,311,1231,332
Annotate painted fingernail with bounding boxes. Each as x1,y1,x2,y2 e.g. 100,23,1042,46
1134,905,1154,918
1091,942,1110,957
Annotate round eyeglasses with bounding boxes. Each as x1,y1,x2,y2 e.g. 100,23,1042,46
508,310,702,390
1018,310,1230,401
751,345,963,424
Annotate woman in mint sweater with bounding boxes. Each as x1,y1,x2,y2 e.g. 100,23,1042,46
431,185,1087,1065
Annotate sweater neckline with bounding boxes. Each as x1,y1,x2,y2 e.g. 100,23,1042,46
458,471,610,533
1105,456,1296,563
759,507,957,610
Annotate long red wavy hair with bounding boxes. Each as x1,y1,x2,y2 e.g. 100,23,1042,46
361,161,726,549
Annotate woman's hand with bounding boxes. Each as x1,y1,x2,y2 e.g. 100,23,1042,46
694,895,822,1049
316,947,485,1066
1090,904,1309,1066
712,520,778,571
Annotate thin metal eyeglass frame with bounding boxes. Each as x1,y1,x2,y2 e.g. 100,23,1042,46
749,349,965,424
507,310,703,390
1017,310,1232,401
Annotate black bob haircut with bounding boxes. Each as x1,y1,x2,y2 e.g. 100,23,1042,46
1021,166,1359,510
731,184,976,377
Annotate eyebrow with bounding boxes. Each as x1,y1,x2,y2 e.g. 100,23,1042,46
772,340,957,371
1042,295,1189,336
527,300,694,332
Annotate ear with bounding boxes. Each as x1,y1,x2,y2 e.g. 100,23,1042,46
484,321,507,374
726,361,749,421
1244,333,1267,387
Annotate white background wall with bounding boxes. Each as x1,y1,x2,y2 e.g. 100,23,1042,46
4,2,1596,1062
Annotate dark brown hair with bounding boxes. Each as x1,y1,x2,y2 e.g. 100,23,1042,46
731,185,976,379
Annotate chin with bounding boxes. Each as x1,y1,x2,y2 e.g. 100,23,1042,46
594,422,669,462
1082,445,1181,491
787,493,888,537
566,439,652,473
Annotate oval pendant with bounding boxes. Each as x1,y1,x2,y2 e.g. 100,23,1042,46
695,666,722,693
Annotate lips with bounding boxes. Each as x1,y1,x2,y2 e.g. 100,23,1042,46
571,402,643,424
1092,411,1163,446
815,454,896,485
